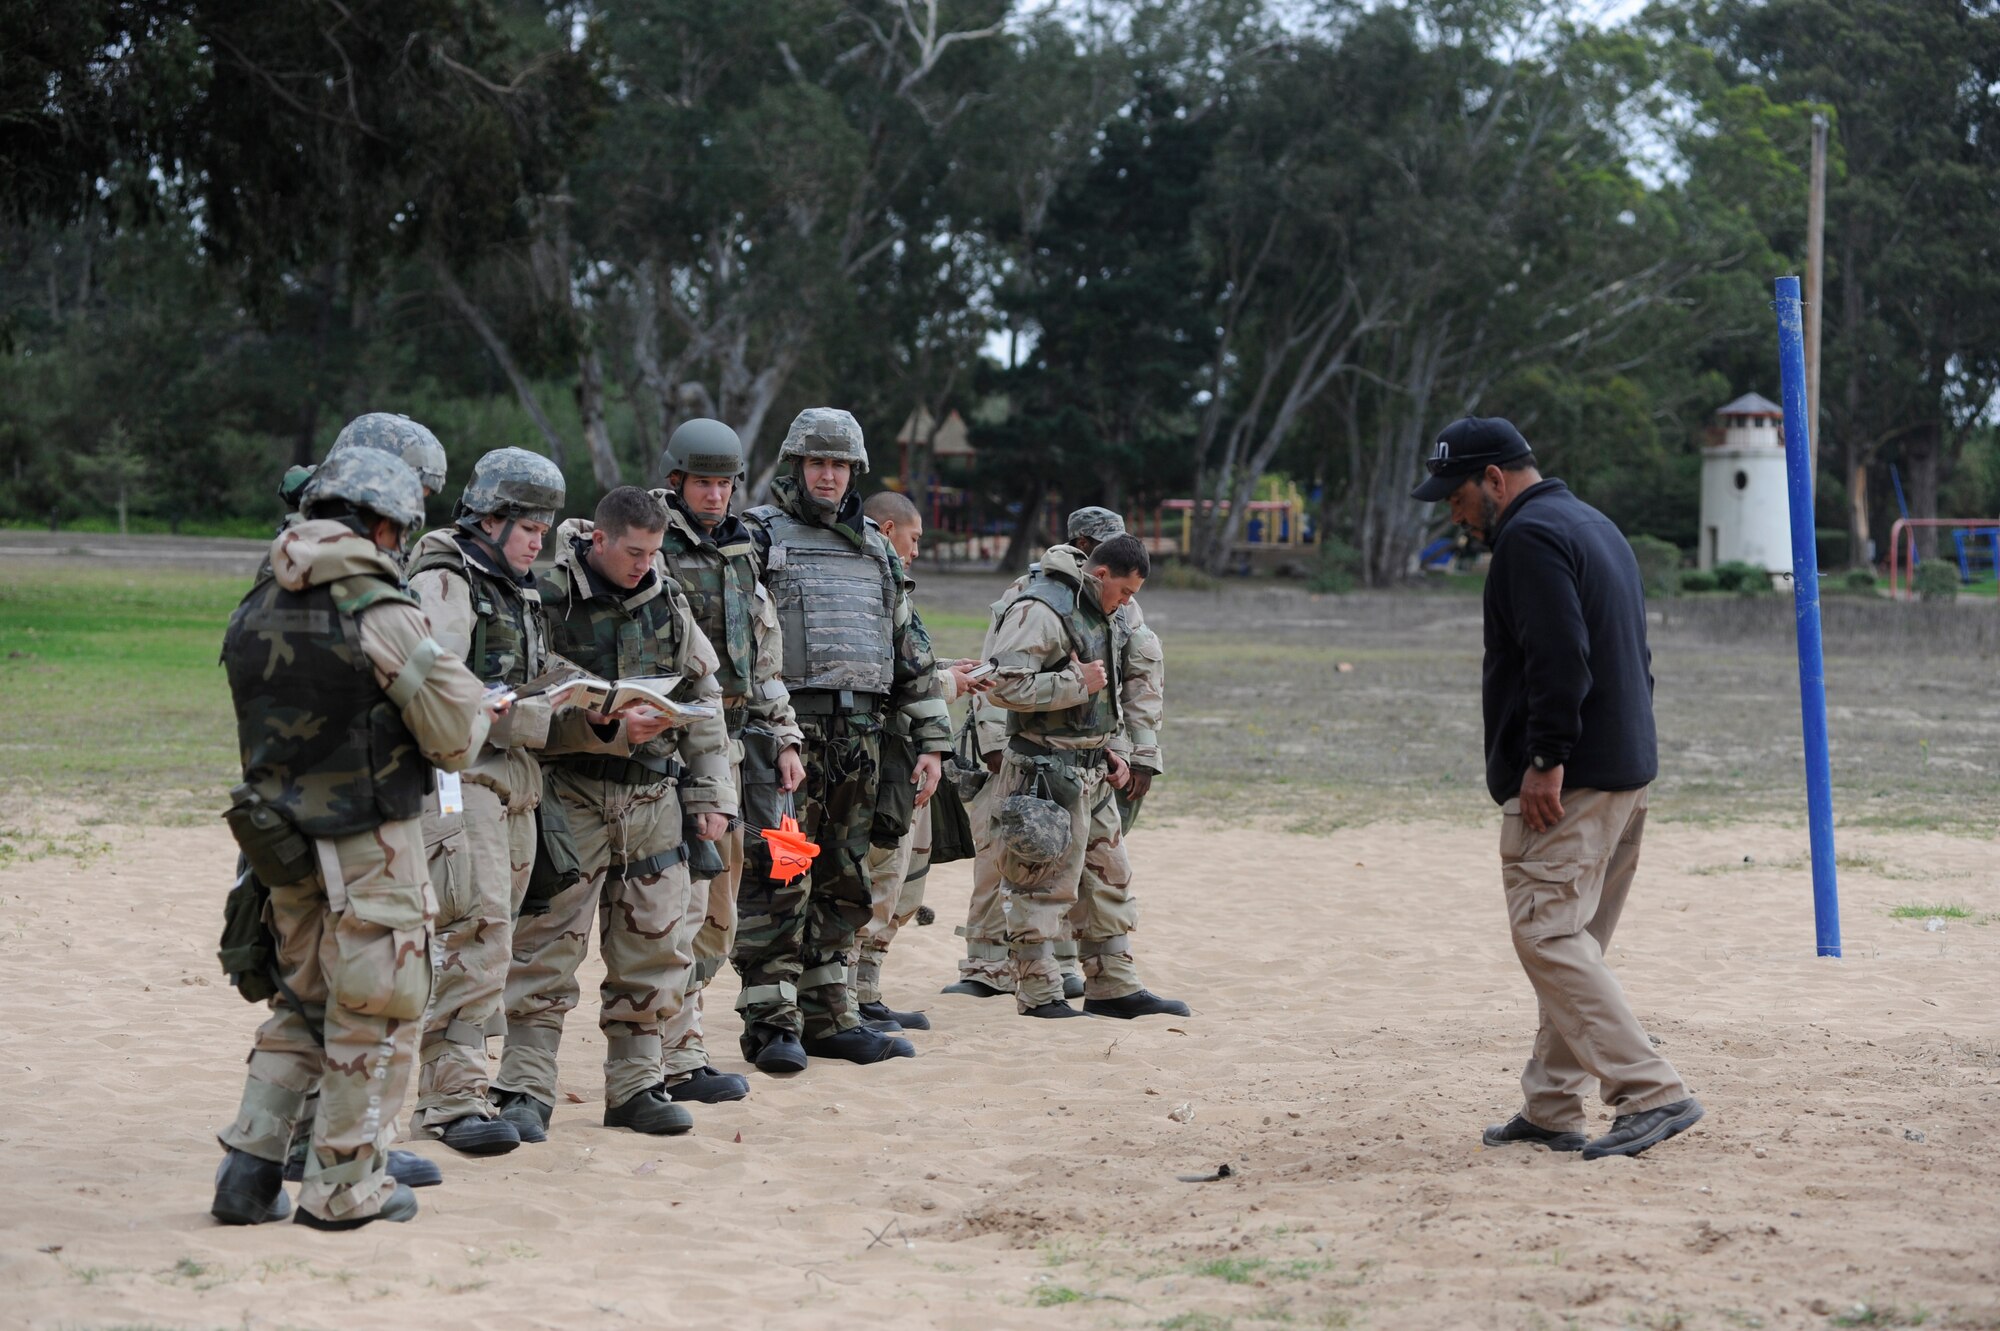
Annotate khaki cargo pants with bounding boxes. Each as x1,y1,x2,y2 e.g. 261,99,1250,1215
1502,784,1690,1132
659,760,745,1081
497,767,693,1111
857,801,932,1005
219,819,433,1224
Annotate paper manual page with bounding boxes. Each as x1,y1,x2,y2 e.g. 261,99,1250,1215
437,770,464,816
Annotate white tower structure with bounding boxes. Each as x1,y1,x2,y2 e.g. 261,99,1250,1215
1699,392,1791,572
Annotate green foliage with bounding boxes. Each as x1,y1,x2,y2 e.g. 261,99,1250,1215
1712,561,1768,594
1033,1285,1086,1306
1816,527,1851,570
1680,569,1720,593
1842,567,1880,594
1308,538,1363,594
1627,534,1683,598
1148,560,1225,592
1914,559,1959,603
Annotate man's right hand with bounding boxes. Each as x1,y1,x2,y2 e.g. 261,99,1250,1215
1072,651,1108,694
983,750,1001,775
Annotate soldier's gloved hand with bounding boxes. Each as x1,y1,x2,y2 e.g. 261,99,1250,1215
693,812,729,841
1072,651,1109,694
1125,767,1153,802
1106,750,1132,791
777,746,806,793
912,753,942,809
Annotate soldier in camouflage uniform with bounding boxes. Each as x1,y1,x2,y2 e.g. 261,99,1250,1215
213,451,495,1229
947,508,1168,1000
650,419,805,1102
491,487,737,1139
855,489,992,1026
407,448,603,1154
734,408,950,1070
974,533,1188,1018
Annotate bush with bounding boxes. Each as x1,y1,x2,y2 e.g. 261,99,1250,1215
1626,534,1682,599
1915,559,1960,603
1843,567,1880,594
1679,569,1719,593
1712,560,1767,593
1147,558,1224,592
1736,567,1774,596
1308,537,1363,593
1816,527,1851,570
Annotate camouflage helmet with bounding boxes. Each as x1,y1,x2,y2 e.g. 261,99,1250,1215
330,413,448,494
994,791,1073,871
1066,506,1126,544
457,447,564,526
780,407,868,475
664,418,745,480
300,448,426,532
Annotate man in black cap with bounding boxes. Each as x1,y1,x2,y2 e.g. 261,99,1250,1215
1413,417,1705,1161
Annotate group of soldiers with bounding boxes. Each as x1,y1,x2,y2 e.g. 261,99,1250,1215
210,406,1184,1230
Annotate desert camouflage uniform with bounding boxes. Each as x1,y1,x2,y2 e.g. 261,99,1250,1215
734,475,949,1042
977,545,1156,1009
407,528,601,1132
959,552,1164,992
217,521,489,1223
650,490,802,1080
493,520,735,1111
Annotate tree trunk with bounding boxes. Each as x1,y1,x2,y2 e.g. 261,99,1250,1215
575,346,622,491
1905,420,1941,562
1841,238,1870,568
431,260,571,473
999,474,1049,574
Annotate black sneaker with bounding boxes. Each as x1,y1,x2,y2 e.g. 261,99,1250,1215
859,1000,931,1032
1062,973,1085,1000
293,1182,418,1230
284,1148,442,1188
211,1147,291,1225
666,1066,751,1103
743,1024,809,1074
495,1091,551,1144
940,980,1009,998
604,1084,694,1136
435,1114,521,1157
1021,1000,1086,1019
1581,1098,1706,1160
801,1026,917,1063
1082,990,1191,1019
1481,1113,1586,1152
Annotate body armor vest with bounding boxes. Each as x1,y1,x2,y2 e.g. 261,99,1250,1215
540,545,693,769
221,573,429,837
659,521,758,699
1009,568,1120,742
747,506,896,697
412,533,544,686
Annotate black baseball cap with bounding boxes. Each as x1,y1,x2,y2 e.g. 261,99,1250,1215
1410,417,1533,502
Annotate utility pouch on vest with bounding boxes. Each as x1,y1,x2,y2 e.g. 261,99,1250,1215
1029,754,1083,810
871,722,918,848
521,795,583,917
222,785,316,888
218,857,279,1004
683,813,727,879
947,710,989,803
927,777,976,867
738,726,785,832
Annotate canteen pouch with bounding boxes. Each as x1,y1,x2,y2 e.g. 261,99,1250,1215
684,812,727,879
1031,754,1083,810
871,718,918,848
927,776,976,867
222,785,316,888
218,856,279,1004
520,794,583,917
948,710,989,802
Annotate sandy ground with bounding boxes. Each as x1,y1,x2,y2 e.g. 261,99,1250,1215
2,815,1996,1331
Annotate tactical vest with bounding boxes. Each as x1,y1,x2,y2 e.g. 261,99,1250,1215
659,525,758,699
221,573,429,837
746,506,896,697
540,554,694,686
412,533,544,686
1008,567,1121,742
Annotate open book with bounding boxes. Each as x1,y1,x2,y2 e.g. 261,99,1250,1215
515,666,718,725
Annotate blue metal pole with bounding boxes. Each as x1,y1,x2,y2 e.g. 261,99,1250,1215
1773,276,1841,957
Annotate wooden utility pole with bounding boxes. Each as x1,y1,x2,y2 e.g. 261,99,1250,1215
1805,113,1828,483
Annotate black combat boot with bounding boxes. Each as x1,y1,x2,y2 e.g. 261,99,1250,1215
293,1183,419,1230
603,1084,694,1136
1082,990,1190,1019
858,1000,931,1032
743,1023,809,1074
1481,1114,1587,1152
211,1147,292,1225
801,1026,916,1063
1581,1098,1706,1160
940,979,1008,997
285,1147,442,1188
435,1114,522,1156
1062,974,1085,1000
1020,1000,1086,1019
666,1066,751,1103
494,1090,552,1144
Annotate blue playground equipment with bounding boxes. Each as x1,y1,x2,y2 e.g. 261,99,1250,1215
1950,527,2000,584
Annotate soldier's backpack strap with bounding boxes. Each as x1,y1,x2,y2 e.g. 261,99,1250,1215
409,536,491,670
1014,578,1089,663
742,505,783,568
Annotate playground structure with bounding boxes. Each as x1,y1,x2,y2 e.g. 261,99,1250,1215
1884,517,2000,598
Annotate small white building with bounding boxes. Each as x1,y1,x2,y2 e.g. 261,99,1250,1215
1699,392,1792,572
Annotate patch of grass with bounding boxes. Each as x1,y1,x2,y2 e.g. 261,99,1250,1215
1034,1285,1088,1307
1887,903,1974,920
1829,1303,1929,1328
1161,1316,1236,1331
0,825,111,866
1272,1258,1333,1281
1190,1256,1268,1284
